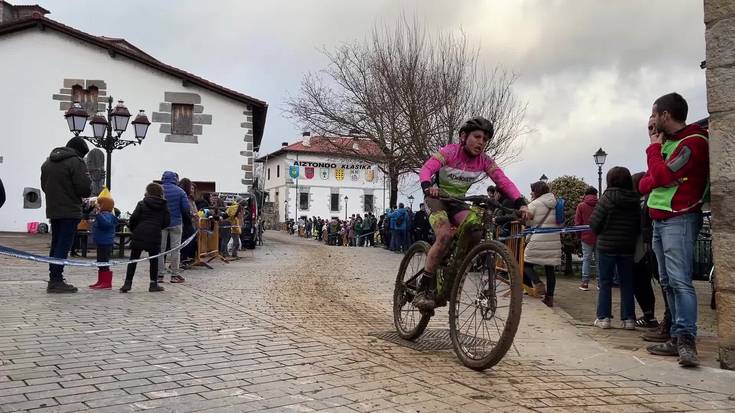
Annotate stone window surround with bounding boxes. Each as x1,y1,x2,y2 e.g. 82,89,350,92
152,92,212,144
52,78,108,113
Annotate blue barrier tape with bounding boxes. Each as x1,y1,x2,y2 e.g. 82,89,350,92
497,225,591,241
0,231,197,268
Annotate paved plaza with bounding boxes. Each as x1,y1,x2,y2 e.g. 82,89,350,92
1,231,734,412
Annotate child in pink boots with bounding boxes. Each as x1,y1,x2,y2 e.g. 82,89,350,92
89,192,117,289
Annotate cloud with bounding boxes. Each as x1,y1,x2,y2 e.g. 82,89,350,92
32,0,708,205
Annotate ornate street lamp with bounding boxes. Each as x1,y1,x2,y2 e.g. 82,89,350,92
64,102,88,135
344,196,349,220
539,174,548,183
593,147,608,194
64,97,149,190
408,195,415,209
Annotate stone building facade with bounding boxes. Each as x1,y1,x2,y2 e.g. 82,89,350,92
704,0,735,370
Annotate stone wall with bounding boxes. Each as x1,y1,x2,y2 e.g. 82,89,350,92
704,0,735,370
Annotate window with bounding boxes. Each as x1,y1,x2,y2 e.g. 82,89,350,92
267,168,271,180
277,165,280,177
299,192,309,210
171,103,194,135
364,194,374,213
71,85,99,115
330,193,339,212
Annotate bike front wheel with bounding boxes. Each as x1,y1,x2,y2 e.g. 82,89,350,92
448,241,522,370
393,241,432,340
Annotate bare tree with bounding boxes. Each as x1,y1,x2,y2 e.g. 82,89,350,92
286,17,527,208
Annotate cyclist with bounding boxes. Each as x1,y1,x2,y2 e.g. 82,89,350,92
414,117,529,311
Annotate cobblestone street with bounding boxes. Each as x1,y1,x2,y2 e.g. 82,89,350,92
1,231,734,412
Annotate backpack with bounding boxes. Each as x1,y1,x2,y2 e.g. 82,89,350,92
555,198,565,226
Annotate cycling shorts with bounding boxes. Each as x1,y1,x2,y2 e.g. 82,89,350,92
425,198,469,229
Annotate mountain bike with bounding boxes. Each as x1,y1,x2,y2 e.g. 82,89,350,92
392,195,523,370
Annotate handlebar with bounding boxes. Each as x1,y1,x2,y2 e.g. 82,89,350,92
437,194,519,215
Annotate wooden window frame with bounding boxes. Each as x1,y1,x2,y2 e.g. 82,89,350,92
171,103,194,135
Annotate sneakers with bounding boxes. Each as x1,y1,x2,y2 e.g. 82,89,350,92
677,334,699,367
594,318,611,329
623,319,636,330
413,290,436,312
579,281,589,291
647,338,678,356
170,275,185,283
47,279,78,293
635,318,660,329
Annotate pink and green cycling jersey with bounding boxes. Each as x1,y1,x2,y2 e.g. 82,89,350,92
419,144,522,201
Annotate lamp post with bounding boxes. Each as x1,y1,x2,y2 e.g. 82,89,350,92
408,195,415,209
593,147,608,194
344,196,349,220
539,174,548,183
284,199,288,222
64,97,149,190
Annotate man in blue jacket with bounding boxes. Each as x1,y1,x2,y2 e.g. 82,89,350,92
159,171,190,283
390,203,409,253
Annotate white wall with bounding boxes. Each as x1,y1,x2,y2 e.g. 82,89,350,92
263,151,389,221
0,29,255,231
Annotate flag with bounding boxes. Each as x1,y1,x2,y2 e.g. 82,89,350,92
289,165,299,179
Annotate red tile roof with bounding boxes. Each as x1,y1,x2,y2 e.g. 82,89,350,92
257,136,385,162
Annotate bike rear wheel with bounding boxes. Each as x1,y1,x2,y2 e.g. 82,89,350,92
393,241,432,340
448,241,522,370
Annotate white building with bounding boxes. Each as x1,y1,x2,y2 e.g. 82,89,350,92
259,134,389,222
0,2,267,231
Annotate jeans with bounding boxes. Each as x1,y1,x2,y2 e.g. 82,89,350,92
96,244,113,272
159,225,183,276
230,234,240,257
596,252,634,320
652,213,702,337
581,241,596,282
49,218,80,282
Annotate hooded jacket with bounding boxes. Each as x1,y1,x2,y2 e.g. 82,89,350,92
639,123,709,220
574,194,598,246
524,192,561,266
129,196,171,250
40,146,92,219
590,187,641,254
161,171,190,227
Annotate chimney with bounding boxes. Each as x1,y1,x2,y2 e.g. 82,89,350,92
281,142,289,148
0,2,50,24
301,131,311,147
301,131,311,137
348,129,361,136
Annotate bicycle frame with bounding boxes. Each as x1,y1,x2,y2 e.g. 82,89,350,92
402,196,521,306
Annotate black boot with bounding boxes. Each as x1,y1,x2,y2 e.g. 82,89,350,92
677,334,699,367
47,279,78,293
149,282,164,292
120,275,133,293
642,312,671,342
647,337,678,356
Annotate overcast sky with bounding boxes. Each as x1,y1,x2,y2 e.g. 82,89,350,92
34,0,707,203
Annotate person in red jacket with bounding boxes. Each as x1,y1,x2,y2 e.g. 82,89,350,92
638,92,709,368
575,187,598,291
